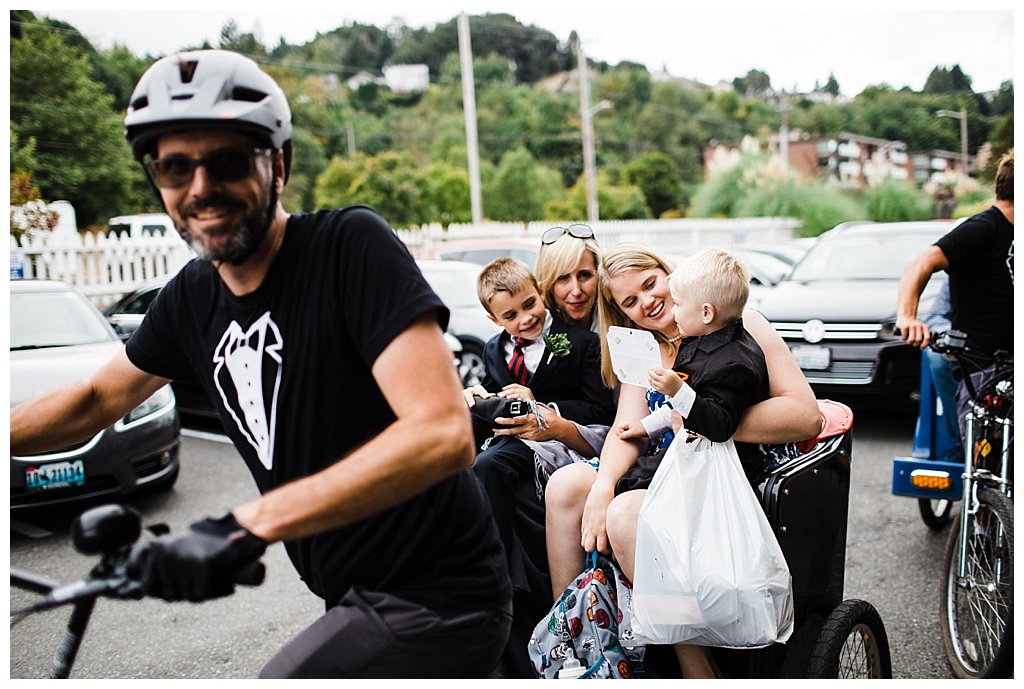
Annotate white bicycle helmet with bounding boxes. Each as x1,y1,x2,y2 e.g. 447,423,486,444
125,50,292,180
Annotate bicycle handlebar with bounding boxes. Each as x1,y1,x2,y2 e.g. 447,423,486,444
11,504,265,618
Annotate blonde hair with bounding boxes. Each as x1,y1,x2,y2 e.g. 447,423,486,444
476,257,540,315
595,242,676,388
670,249,750,323
534,233,602,319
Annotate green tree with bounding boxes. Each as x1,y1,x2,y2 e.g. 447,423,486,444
545,174,651,221
314,151,427,227
219,19,267,57
734,69,772,97
924,65,973,94
282,127,329,213
980,113,1013,184
10,24,143,226
623,152,683,217
420,162,472,226
824,73,840,96
89,45,152,112
989,80,1014,117
484,147,564,221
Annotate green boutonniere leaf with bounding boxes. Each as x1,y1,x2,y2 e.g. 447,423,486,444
543,333,572,364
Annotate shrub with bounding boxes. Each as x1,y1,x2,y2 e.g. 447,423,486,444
734,178,868,237
862,179,934,222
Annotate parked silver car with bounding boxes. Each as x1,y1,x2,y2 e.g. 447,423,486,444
416,259,501,387
10,280,181,510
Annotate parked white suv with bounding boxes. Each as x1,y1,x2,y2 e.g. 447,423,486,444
107,213,175,238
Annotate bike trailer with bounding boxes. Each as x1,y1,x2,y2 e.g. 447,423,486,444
891,458,964,501
700,400,860,678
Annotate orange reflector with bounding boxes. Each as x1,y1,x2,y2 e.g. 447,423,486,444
910,469,953,491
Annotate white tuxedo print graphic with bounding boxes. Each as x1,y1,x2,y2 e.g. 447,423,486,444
213,312,283,470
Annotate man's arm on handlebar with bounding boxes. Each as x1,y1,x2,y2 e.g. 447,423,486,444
10,348,171,456
896,245,949,349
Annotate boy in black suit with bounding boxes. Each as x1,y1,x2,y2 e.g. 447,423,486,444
464,257,613,678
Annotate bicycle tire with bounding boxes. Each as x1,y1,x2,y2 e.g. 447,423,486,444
805,599,892,678
940,486,1014,678
918,497,954,530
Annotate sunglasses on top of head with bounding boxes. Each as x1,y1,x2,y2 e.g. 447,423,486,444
144,147,273,189
541,224,596,245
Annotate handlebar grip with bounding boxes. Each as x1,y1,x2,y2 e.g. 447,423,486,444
234,561,266,587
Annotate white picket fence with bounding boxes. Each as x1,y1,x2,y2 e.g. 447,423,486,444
10,231,196,309
10,216,801,309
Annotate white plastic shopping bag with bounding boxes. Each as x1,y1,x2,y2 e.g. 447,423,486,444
631,436,794,648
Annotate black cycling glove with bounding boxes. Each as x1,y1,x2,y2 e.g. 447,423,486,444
129,512,267,602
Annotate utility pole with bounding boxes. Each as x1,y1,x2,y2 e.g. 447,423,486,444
576,38,599,223
458,12,483,224
777,104,790,171
935,109,970,176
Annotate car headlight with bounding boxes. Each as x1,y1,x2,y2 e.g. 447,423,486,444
122,385,175,425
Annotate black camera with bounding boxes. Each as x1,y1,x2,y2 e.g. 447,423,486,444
503,399,528,417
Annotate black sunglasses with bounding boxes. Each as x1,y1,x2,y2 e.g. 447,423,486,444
144,147,273,189
541,224,596,245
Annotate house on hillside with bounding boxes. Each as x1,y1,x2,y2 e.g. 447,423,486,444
383,64,429,93
346,70,382,90
703,131,973,190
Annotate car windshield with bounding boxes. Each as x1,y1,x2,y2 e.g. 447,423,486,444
788,233,940,282
420,266,482,309
11,290,115,349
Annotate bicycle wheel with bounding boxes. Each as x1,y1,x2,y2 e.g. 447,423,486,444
805,599,892,678
919,497,954,530
940,486,1014,678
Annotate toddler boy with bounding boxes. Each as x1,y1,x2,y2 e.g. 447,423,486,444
618,249,769,479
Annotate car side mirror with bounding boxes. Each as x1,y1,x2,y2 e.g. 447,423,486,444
108,320,131,343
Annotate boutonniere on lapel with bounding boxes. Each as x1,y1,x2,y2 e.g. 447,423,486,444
543,333,572,364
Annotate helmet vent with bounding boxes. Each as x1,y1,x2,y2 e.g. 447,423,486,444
130,96,149,111
178,60,199,83
231,86,267,103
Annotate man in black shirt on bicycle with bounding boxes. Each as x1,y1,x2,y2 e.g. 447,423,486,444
10,49,512,678
896,149,1014,429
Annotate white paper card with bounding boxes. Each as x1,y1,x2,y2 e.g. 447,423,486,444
607,326,661,387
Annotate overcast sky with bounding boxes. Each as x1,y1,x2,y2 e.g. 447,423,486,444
38,4,1014,96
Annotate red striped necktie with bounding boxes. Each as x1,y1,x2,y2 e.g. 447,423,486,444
508,336,530,385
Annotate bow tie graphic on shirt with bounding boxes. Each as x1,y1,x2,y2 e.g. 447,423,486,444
508,336,532,385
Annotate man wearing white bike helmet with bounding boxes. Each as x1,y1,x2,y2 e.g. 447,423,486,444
10,50,512,678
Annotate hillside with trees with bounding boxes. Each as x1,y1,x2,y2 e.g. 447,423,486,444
9,10,1014,233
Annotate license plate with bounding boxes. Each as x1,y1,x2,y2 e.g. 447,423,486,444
26,460,86,491
791,344,831,370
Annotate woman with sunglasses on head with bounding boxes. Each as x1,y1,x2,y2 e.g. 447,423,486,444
535,224,603,332
544,242,822,679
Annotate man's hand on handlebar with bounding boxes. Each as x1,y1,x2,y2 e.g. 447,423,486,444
894,316,931,350
128,512,267,603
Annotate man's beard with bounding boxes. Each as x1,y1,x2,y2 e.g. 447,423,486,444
174,183,278,266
